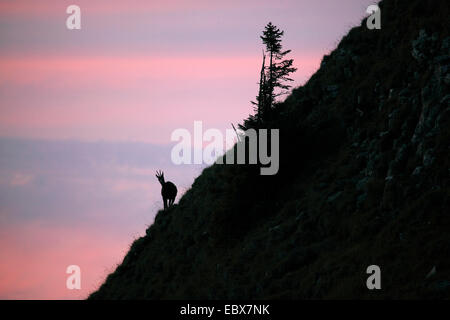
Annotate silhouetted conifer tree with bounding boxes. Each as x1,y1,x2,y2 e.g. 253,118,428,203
244,22,296,129
251,51,268,122
260,22,297,115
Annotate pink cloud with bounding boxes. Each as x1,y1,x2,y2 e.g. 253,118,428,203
0,221,131,299
0,53,319,143
0,55,258,88
9,173,34,187
0,0,258,17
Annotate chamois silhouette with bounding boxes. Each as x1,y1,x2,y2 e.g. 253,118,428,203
155,170,177,210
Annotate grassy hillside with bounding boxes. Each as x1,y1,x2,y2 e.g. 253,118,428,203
90,0,450,299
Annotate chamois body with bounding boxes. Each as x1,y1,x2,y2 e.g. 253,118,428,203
155,171,177,210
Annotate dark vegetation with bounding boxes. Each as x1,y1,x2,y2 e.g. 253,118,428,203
90,0,449,299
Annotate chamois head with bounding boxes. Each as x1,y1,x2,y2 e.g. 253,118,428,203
155,170,165,185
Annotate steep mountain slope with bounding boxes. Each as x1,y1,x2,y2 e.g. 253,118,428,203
90,0,449,299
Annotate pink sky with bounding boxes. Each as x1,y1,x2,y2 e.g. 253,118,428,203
0,0,375,299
